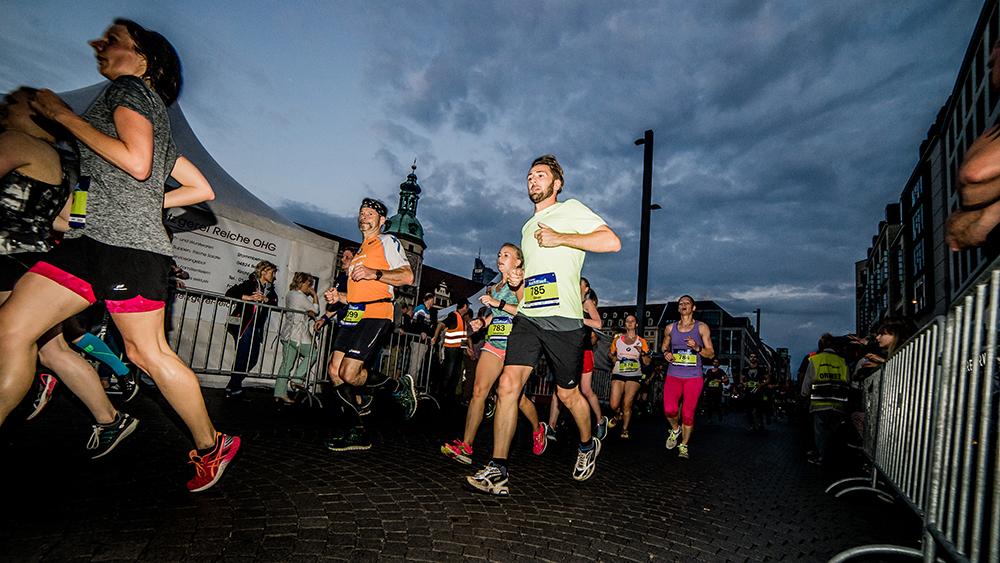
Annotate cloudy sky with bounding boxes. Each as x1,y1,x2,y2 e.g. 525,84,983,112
1,0,986,361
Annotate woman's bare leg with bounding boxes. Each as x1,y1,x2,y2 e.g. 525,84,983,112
622,381,640,432
580,370,601,420
609,379,624,421
37,327,116,424
111,308,217,450
0,275,91,425
463,352,503,447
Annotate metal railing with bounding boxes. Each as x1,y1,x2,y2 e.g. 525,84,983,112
828,269,999,563
166,288,625,410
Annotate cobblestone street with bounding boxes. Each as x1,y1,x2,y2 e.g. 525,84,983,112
1,386,920,562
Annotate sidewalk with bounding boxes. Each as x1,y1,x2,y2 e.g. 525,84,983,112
1,387,920,562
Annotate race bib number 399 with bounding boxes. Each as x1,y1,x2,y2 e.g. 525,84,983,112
523,273,559,309
340,304,366,327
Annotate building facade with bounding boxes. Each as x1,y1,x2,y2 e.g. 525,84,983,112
857,0,1000,332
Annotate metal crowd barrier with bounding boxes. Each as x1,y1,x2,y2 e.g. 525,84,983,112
166,288,437,406
166,288,623,412
828,270,1000,563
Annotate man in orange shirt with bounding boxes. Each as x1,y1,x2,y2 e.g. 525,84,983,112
323,198,418,451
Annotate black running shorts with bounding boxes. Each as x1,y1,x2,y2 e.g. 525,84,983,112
504,315,586,389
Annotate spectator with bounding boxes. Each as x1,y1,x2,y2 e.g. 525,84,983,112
224,260,278,400
801,333,851,465
431,298,470,404
274,272,318,404
405,292,435,382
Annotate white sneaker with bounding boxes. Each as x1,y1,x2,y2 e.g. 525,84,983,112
573,438,601,481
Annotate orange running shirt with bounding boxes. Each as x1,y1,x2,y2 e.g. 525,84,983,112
346,233,410,320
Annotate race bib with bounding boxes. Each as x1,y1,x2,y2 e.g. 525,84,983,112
672,348,697,366
340,303,366,327
486,317,512,342
746,381,758,388
708,381,721,388
523,273,559,309
619,360,639,373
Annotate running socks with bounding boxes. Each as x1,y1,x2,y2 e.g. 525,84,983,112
490,458,508,477
73,333,129,376
579,439,596,451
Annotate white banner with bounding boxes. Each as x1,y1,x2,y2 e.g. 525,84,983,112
164,208,292,295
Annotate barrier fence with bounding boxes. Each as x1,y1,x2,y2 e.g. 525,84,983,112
166,287,620,408
828,269,999,563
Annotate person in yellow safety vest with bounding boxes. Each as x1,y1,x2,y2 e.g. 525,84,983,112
432,298,471,405
800,333,850,465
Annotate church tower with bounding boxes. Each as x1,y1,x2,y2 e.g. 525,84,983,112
383,163,427,304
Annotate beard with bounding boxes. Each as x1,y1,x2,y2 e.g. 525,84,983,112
528,180,555,204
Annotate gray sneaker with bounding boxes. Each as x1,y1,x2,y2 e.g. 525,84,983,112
465,462,509,496
87,412,139,459
665,429,681,450
393,374,418,420
573,438,601,481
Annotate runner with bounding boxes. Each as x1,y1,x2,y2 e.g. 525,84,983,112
4,20,237,491
661,295,715,459
465,155,620,496
703,358,728,424
607,313,650,438
740,353,771,432
0,86,138,457
441,243,547,464
546,277,607,441
322,198,418,451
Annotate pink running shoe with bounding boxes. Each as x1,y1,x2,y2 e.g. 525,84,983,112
441,439,473,464
187,433,241,492
532,423,548,455
26,373,58,421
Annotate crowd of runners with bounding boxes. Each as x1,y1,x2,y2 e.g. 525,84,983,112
1,19,817,499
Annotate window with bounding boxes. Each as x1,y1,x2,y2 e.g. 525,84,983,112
911,177,923,207
913,239,925,272
912,204,924,238
914,275,926,311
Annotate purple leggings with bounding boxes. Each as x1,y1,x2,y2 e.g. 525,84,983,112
663,375,704,426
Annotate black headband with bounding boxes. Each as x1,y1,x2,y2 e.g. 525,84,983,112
360,198,388,217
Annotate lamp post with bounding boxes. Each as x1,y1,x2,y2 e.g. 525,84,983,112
635,130,656,330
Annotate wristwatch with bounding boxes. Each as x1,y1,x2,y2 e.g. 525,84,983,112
374,270,383,281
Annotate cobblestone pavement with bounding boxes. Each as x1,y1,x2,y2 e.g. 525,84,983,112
1,385,921,562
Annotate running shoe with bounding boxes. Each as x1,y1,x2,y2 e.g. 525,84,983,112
595,415,609,440
187,433,241,492
665,428,681,450
26,373,57,421
87,412,139,459
542,421,556,442
620,429,629,439
465,462,509,497
484,395,497,419
608,413,621,429
392,374,418,420
532,423,548,455
572,438,601,482
325,428,372,452
678,444,689,459
441,439,473,464
121,370,139,403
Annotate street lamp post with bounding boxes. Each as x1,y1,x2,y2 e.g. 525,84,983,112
635,130,654,330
